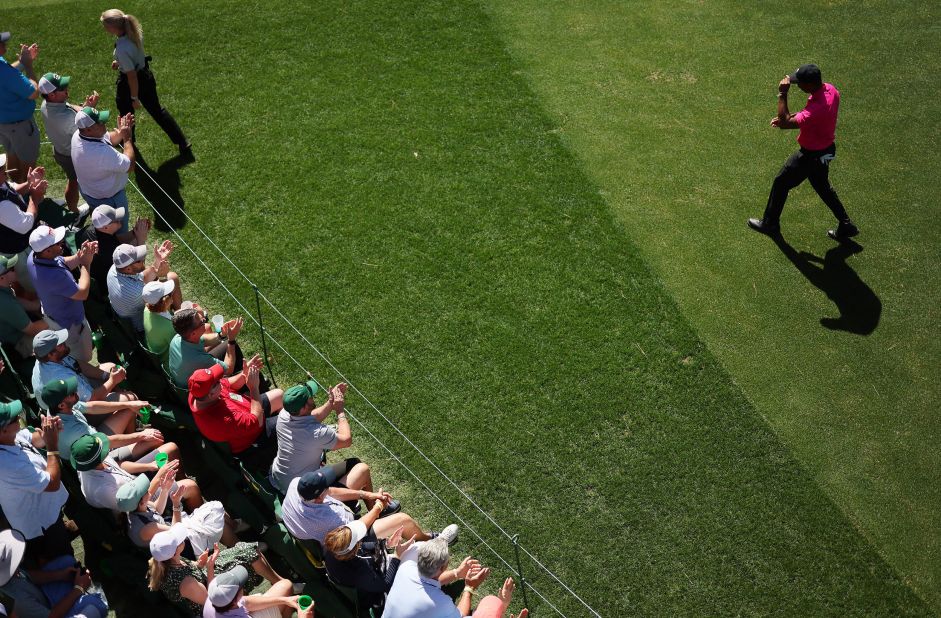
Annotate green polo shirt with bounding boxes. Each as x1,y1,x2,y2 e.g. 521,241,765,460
0,287,30,344
168,334,227,387
143,310,176,365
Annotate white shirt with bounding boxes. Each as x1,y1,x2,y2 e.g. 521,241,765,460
70,132,130,198
0,197,33,234
0,429,69,539
381,543,461,618
79,456,135,511
280,477,355,543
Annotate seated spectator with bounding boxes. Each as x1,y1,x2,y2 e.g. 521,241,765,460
71,432,205,513
323,501,426,614
0,253,48,358
0,155,46,292
281,465,456,546
146,525,285,617
107,240,180,331
0,403,71,562
26,224,97,362
142,279,178,363
205,563,307,618
383,539,489,618
0,529,108,618
470,578,529,618
74,206,150,288
37,71,96,216
188,358,282,455
31,328,135,409
270,380,377,495
40,376,167,472
169,309,244,388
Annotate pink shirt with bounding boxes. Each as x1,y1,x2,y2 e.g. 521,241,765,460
793,83,839,151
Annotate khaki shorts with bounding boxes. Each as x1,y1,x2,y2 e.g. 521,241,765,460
45,316,93,363
0,117,41,163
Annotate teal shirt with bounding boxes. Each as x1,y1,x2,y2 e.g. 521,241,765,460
58,402,95,460
168,334,227,388
0,287,29,344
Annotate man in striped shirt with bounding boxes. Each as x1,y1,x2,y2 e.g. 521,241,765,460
106,240,180,331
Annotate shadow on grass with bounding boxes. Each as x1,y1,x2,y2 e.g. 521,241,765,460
772,234,881,335
134,149,193,232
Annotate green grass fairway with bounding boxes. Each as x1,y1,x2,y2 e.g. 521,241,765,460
9,0,936,615
484,0,941,610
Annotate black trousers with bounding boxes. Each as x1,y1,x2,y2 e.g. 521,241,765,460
116,64,187,146
762,143,849,224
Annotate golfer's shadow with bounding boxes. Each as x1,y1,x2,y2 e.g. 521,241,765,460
772,234,881,335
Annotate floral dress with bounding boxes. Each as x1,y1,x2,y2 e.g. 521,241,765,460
160,542,262,616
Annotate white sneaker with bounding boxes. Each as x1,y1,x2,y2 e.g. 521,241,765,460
292,582,305,595
439,524,459,546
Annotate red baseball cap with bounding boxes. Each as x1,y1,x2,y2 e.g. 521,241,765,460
188,364,224,398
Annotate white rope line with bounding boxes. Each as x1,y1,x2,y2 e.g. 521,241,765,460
119,153,600,615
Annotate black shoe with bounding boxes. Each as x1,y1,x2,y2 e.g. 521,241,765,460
747,218,780,235
378,500,401,518
827,221,859,241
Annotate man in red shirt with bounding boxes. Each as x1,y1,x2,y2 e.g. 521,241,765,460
748,64,858,241
188,355,283,454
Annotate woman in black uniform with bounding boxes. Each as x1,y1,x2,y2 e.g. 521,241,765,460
100,9,190,153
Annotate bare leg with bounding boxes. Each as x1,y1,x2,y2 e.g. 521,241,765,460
177,478,204,510
167,271,183,310
65,179,80,211
340,462,376,508
251,550,285,585
6,152,29,184
372,513,431,541
261,579,295,618
100,408,136,435
263,388,284,414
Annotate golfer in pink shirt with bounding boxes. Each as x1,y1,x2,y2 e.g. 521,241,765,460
748,64,858,241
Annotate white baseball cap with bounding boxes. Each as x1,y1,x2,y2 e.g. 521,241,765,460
149,523,189,562
113,243,147,268
91,205,126,229
0,529,26,587
338,520,369,555
28,225,67,252
142,280,175,305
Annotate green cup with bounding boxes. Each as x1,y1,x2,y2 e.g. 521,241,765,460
138,405,151,424
298,595,313,611
155,452,168,468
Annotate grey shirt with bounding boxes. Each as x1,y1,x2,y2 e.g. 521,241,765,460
114,36,146,72
269,410,338,493
40,100,78,156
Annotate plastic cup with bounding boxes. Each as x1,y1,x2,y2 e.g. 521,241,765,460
210,314,224,333
138,405,151,424
155,452,168,468
297,595,313,611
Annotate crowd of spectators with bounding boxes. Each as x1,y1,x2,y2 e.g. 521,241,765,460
0,12,528,618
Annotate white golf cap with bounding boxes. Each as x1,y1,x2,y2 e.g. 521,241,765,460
0,529,26,587
91,205,126,229
28,225,67,252
142,280,175,305
339,520,369,555
149,523,189,562
206,565,249,607
113,243,147,268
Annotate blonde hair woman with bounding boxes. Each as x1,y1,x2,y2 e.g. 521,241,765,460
100,9,190,153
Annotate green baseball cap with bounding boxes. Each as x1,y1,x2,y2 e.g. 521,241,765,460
38,72,70,95
42,376,78,410
115,473,150,512
70,433,111,471
0,400,23,426
283,380,319,414
0,254,17,275
75,106,110,130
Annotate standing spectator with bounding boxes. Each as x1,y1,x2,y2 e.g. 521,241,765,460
0,402,71,561
0,154,46,291
748,64,859,240
31,328,135,409
75,206,150,288
0,32,39,183
26,225,97,362
168,310,242,387
281,465,451,546
141,279,177,363
382,540,489,618
204,563,305,618
0,254,48,358
106,241,179,331
37,71,95,215
100,9,190,153
71,107,135,233
187,358,283,455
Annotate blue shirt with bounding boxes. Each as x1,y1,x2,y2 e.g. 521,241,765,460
0,57,36,123
32,356,96,409
0,429,69,539
168,334,227,387
381,543,461,618
27,254,85,329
